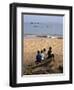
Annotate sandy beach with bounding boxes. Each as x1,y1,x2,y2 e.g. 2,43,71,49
23,37,63,75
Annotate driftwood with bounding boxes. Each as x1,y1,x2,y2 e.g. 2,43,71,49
23,54,63,75
30,58,52,69
24,58,53,75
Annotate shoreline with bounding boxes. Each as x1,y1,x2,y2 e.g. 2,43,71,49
24,36,63,39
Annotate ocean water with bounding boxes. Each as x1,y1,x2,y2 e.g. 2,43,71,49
23,22,63,38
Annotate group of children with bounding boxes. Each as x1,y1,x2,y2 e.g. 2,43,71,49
36,47,54,63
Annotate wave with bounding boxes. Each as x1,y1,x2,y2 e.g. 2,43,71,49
24,34,63,39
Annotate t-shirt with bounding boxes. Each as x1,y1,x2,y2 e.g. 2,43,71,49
44,51,47,58
41,53,45,60
36,54,41,62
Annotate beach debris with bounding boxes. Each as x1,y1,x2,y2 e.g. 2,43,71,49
23,58,56,75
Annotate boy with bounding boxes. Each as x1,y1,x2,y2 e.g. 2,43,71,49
41,50,45,60
36,50,41,63
47,47,54,60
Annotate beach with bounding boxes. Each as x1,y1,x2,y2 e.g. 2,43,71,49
23,37,63,75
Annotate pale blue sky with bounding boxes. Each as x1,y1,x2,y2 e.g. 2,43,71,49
23,14,63,36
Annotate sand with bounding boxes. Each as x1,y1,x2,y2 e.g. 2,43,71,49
23,37,63,74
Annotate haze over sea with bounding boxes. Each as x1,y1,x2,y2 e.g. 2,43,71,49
23,15,63,38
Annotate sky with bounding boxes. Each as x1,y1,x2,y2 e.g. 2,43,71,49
23,14,64,36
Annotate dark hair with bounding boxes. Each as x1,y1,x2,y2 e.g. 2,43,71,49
43,48,46,52
49,47,52,50
41,50,43,53
37,50,40,54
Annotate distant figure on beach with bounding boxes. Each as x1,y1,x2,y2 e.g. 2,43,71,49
47,47,54,60
41,50,45,60
36,50,42,63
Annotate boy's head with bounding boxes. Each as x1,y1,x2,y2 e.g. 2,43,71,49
49,47,52,50
43,48,46,52
41,50,43,53
37,50,40,54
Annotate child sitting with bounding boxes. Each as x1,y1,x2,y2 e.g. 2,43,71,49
47,47,54,60
36,50,42,63
41,50,45,60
